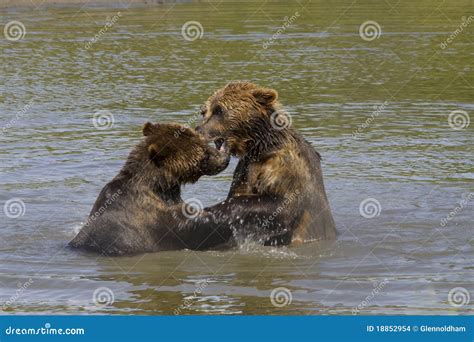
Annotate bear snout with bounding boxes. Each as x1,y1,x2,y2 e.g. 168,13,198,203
202,148,230,175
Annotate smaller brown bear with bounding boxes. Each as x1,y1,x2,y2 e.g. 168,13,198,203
196,81,337,245
69,122,232,256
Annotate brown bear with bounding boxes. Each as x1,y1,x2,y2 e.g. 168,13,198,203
69,122,233,256
195,81,337,245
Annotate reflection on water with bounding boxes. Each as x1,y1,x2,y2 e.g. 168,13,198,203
0,0,472,314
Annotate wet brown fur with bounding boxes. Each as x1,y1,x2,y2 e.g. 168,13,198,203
69,123,231,255
197,81,337,244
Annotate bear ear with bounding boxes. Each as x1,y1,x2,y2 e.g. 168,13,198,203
143,122,160,136
251,87,278,105
148,143,170,167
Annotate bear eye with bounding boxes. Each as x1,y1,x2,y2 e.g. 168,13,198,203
212,105,223,116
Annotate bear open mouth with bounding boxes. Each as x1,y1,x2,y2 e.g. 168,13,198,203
214,138,226,152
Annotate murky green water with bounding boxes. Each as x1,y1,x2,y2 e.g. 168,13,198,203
0,0,472,314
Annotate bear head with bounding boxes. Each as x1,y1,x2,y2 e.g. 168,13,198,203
139,122,230,184
196,81,288,158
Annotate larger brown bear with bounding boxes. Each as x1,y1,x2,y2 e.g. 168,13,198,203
196,81,337,245
69,122,233,255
